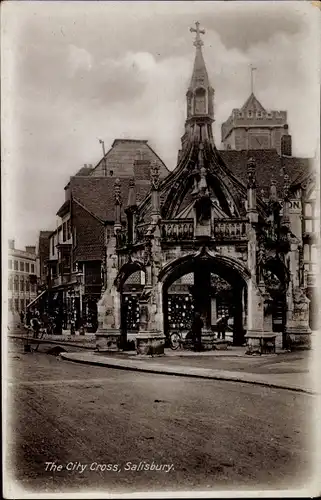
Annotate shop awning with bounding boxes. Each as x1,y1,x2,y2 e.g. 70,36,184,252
26,290,47,309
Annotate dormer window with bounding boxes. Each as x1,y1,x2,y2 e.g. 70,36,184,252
267,112,273,118
238,111,243,118
248,111,253,118
110,170,114,177
257,111,262,118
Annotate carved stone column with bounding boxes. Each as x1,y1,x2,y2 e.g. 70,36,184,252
285,242,311,349
136,281,165,355
95,180,123,351
135,228,165,356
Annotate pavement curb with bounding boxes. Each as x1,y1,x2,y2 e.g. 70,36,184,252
60,352,317,396
8,335,95,350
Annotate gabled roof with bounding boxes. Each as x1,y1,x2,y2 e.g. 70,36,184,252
241,93,266,114
70,177,151,222
90,139,170,178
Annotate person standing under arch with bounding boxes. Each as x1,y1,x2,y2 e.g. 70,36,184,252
191,312,203,352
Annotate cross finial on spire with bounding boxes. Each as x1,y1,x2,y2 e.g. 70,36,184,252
190,21,205,48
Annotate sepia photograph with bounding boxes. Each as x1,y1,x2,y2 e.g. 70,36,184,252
2,1,321,498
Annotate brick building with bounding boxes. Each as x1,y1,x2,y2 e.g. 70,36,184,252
35,140,169,331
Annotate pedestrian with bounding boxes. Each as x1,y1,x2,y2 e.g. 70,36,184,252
31,314,41,338
217,314,228,340
26,309,31,326
191,312,203,352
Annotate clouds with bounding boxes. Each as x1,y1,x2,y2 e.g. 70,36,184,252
2,1,320,248
68,45,92,76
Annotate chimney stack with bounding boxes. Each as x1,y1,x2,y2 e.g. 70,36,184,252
281,124,292,156
25,246,36,254
8,239,15,250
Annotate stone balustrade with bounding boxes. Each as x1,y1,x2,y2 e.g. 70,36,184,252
135,223,150,243
161,219,194,242
214,219,247,240
116,229,128,248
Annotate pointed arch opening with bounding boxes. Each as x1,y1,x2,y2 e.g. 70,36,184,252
159,251,250,346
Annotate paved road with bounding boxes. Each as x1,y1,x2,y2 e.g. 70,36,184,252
5,340,316,495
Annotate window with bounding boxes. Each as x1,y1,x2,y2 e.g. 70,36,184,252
8,259,12,269
8,299,13,311
67,219,71,240
304,244,310,261
8,276,13,291
305,203,312,217
51,237,55,256
31,264,35,274
311,245,317,263
248,111,253,118
14,260,18,270
25,262,30,273
26,280,30,292
110,170,114,177
305,220,313,233
14,277,19,291
20,299,25,311
63,222,67,242
267,112,273,118
15,299,19,311
256,111,262,118
20,278,24,292
20,261,24,271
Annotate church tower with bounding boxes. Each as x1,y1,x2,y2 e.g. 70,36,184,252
182,22,215,149
221,69,291,155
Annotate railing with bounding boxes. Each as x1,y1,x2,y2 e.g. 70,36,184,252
135,223,150,243
214,219,247,240
161,219,194,242
116,229,128,248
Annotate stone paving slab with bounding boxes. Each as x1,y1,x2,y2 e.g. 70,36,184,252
61,351,317,395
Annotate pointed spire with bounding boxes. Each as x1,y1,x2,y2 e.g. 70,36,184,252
247,157,256,189
150,162,161,220
126,178,136,209
282,173,291,228
189,22,209,90
114,178,122,233
270,176,277,202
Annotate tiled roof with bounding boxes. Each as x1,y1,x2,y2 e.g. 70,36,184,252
220,149,312,197
241,93,266,113
90,139,169,178
70,177,150,222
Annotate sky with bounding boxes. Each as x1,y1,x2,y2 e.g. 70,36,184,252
2,1,320,249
